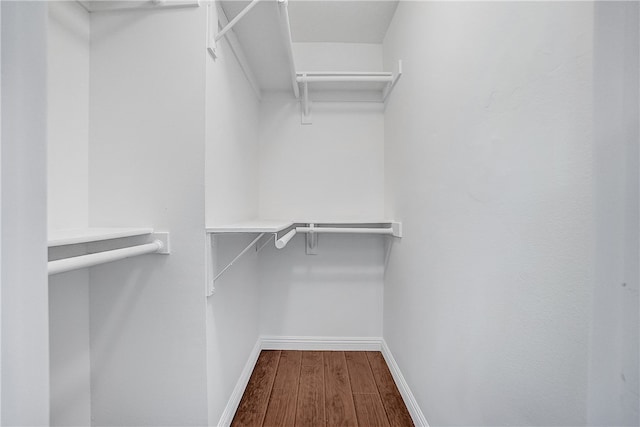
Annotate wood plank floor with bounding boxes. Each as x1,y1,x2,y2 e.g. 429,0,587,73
231,351,414,427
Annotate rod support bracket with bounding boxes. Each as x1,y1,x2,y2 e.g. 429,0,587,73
305,223,318,255
152,232,171,254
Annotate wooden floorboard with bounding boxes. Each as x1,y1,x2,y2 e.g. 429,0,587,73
345,351,378,394
263,351,302,426
324,352,358,427
365,352,414,427
231,350,281,427
233,350,413,427
353,393,391,427
295,352,325,427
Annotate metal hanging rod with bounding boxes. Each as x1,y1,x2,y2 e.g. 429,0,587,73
296,226,395,234
76,0,200,13
298,60,403,124
48,233,170,276
297,73,394,83
275,223,402,249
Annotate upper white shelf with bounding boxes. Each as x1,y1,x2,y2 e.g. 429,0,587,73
48,227,154,247
215,0,402,109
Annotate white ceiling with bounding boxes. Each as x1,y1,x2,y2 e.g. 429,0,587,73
287,1,399,43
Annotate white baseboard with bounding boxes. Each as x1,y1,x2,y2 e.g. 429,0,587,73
261,335,383,351
216,338,263,427
381,340,429,427
217,336,428,427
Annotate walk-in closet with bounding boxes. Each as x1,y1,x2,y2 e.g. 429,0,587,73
1,0,638,426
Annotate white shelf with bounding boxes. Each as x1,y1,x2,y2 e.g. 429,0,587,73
207,219,400,235
297,72,393,95
206,220,294,234
48,227,155,247
216,1,402,106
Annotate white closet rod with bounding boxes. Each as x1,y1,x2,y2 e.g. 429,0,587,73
48,240,165,276
275,229,296,249
297,75,394,84
296,226,394,235
275,225,397,249
77,0,200,13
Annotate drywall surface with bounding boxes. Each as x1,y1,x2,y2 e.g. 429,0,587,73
259,41,384,220
258,234,384,337
205,3,261,423
257,43,385,339
383,2,595,425
1,2,49,425
205,5,259,225
49,267,91,426
588,3,639,425
47,4,92,425
258,96,384,221
293,42,382,72
48,0,89,230
89,6,209,425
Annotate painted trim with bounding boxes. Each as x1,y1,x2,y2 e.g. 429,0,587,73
381,340,429,427
216,339,262,427
261,335,383,351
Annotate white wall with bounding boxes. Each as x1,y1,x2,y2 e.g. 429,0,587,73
588,2,639,425
204,3,262,424
1,2,50,425
257,43,385,338
49,265,91,427
48,0,89,231
258,234,384,337
258,97,384,221
384,2,595,425
47,3,92,425
88,6,209,425
293,42,382,72
205,6,259,225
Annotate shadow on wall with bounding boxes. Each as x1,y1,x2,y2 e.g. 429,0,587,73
589,2,640,425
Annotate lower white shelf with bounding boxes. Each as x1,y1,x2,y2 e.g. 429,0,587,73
206,219,402,289
48,228,170,276
48,227,155,247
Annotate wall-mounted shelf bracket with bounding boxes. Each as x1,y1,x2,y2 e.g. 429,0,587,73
301,75,312,124
306,223,318,255
383,60,403,103
212,232,265,283
209,0,264,58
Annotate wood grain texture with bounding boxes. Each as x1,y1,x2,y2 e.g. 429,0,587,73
353,393,391,427
296,363,325,426
263,351,302,426
301,351,323,366
231,350,281,427
324,352,358,427
232,351,413,427
345,351,378,394
365,352,414,427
